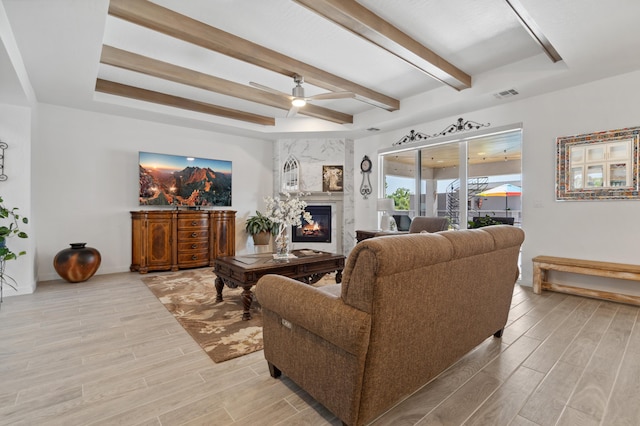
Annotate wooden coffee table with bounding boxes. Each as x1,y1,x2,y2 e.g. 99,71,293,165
213,249,345,320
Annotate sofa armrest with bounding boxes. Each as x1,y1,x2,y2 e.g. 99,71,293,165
255,274,371,356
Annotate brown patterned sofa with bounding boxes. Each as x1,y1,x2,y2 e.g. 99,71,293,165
255,225,524,426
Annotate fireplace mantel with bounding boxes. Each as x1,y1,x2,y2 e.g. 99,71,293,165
280,192,344,201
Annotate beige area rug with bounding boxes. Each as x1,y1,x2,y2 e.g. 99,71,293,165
141,268,336,363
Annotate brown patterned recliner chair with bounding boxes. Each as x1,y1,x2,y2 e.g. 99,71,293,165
255,225,524,426
375,216,448,238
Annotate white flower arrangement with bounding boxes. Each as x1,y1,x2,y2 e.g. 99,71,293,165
264,192,313,229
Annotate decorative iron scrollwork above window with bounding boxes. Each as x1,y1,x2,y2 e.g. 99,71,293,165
393,118,491,147
393,130,431,146
434,117,490,137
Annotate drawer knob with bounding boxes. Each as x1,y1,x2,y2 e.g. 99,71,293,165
191,221,197,225
191,232,198,237
192,255,198,260
192,244,197,249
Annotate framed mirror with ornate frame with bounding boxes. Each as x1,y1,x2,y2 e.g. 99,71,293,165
556,126,640,200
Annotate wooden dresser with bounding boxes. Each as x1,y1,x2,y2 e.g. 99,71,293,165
131,210,236,273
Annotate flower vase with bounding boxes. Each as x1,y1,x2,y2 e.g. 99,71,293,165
274,225,290,259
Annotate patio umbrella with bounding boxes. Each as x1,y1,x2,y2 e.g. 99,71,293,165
477,183,522,211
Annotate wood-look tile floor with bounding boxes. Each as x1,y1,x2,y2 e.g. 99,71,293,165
1,271,639,425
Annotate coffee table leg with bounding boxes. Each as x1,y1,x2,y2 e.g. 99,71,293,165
299,273,325,285
215,276,224,302
241,286,253,321
336,269,343,283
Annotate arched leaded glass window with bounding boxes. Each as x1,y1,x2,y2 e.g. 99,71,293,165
282,155,299,192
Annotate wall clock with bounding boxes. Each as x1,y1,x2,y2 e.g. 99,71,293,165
359,155,372,199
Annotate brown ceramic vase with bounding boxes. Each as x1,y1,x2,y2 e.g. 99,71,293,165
53,243,101,283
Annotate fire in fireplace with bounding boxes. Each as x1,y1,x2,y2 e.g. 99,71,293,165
292,205,331,243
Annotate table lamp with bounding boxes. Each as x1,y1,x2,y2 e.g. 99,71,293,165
377,198,394,231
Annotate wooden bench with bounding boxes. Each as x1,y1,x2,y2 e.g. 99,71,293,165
532,255,640,306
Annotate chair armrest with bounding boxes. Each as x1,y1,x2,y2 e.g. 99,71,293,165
256,274,371,356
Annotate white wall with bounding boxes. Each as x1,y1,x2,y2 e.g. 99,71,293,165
355,69,640,290
0,104,34,295
33,104,273,282
15,70,640,295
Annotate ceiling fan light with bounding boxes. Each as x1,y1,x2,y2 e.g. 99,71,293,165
292,97,306,107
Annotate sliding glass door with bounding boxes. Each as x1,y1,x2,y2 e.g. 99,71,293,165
380,128,522,229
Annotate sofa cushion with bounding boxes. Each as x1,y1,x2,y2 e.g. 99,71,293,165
437,228,495,258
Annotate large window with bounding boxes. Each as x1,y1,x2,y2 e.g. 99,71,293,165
381,127,522,228
382,151,418,211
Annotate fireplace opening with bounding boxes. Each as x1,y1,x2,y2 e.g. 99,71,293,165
292,205,331,243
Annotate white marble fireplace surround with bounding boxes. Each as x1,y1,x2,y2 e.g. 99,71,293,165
273,138,355,255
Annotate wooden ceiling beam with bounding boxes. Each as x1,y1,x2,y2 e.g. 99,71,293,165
100,45,353,124
107,0,399,111
293,0,472,91
95,79,276,126
505,0,562,63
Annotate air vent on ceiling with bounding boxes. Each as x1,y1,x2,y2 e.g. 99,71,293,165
493,89,519,99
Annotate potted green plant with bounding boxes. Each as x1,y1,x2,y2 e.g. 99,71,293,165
468,215,502,228
0,196,28,304
245,210,276,245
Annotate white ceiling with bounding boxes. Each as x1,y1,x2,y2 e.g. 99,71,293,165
2,0,640,140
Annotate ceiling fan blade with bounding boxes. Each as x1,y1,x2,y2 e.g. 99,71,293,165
286,105,300,118
308,91,355,101
249,81,292,98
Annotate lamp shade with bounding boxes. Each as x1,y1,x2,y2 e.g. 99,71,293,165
377,198,394,212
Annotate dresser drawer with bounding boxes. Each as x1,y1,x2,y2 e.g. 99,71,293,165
177,217,208,229
177,229,209,242
178,250,209,266
178,241,209,252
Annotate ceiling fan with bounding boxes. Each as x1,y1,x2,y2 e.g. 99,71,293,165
250,74,354,117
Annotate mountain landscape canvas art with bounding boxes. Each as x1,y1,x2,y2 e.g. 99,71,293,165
139,151,232,207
